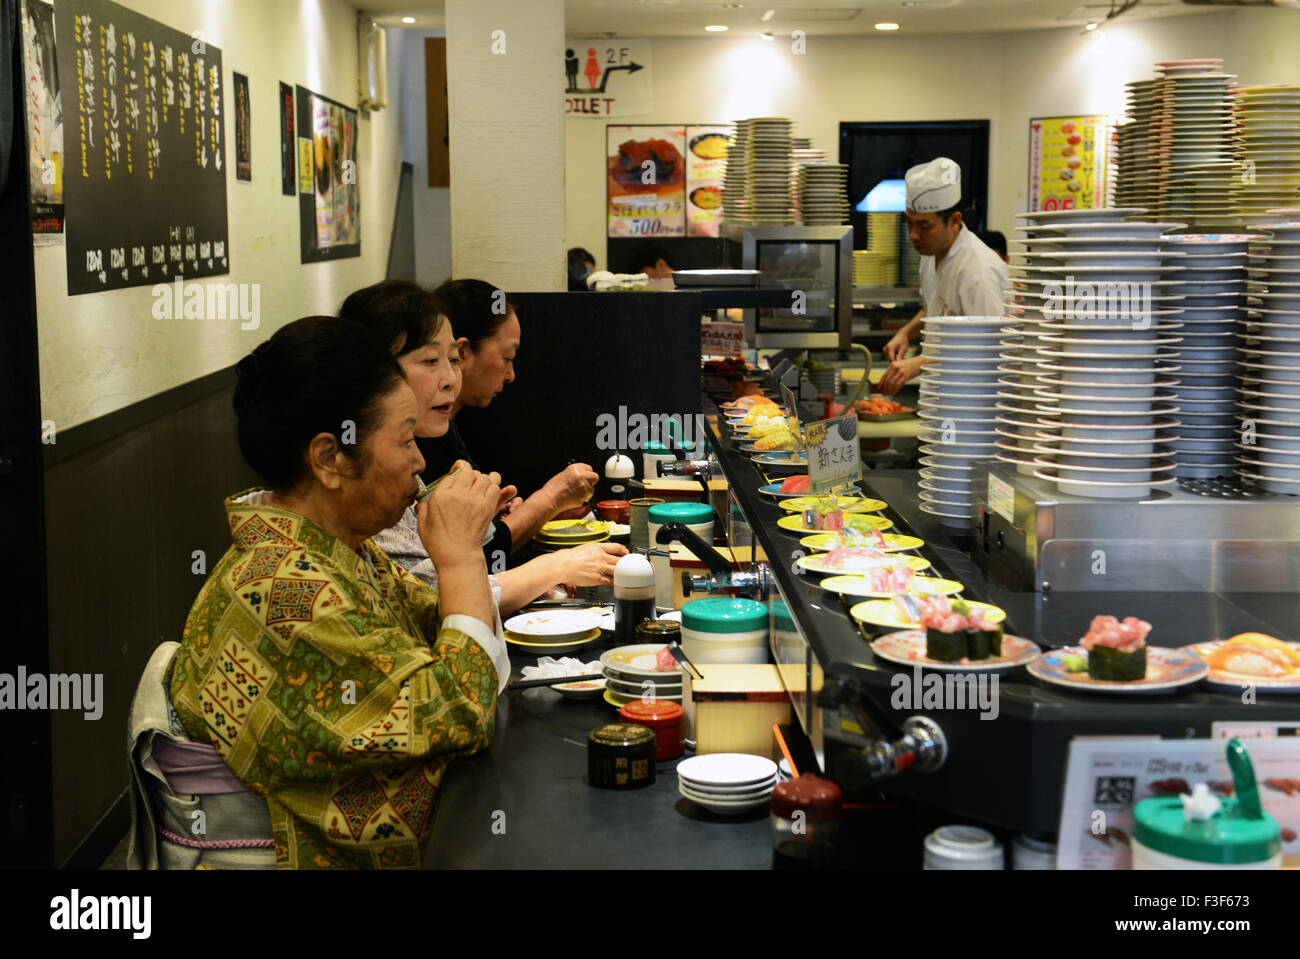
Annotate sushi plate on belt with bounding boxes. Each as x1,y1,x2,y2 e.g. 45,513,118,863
871,630,1040,674
1026,646,1208,694
1184,638,1300,693
759,482,862,499
852,599,1006,632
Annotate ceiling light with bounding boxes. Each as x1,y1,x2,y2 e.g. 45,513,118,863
1085,21,1098,30
723,3,745,8
761,9,775,21
705,25,728,32
401,16,414,23
875,22,900,31
761,31,774,40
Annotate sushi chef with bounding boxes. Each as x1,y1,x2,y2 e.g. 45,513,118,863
878,157,1009,394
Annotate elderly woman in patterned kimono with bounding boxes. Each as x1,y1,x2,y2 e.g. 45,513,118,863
169,316,510,869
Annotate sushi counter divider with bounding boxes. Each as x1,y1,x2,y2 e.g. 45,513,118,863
702,390,1300,839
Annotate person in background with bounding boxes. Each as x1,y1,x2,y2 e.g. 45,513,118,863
423,278,599,559
878,157,1009,395
567,247,596,291
980,230,1009,263
170,315,507,868
342,281,624,609
631,241,676,280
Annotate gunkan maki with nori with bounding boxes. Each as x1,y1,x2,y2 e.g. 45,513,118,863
919,597,1004,663
1080,615,1151,681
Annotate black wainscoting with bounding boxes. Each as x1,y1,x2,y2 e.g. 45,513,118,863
42,372,257,865
453,292,703,498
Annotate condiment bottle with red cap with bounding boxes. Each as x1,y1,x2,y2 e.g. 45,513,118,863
771,775,842,870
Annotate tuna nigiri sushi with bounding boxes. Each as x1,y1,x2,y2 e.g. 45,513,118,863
1080,615,1151,681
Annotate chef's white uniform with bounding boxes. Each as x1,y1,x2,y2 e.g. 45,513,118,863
918,224,1009,317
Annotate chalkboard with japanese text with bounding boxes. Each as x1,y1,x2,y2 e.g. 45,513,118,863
55,0,229,295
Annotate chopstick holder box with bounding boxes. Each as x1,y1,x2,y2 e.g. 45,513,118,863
684,664,790,759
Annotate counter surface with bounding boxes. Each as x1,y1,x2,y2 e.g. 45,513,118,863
425,658,772,869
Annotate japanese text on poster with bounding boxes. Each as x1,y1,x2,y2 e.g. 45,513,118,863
1029,115,1108,212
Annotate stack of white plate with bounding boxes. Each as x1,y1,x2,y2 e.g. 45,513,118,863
1233,85,1300,218
917,316,1016,525
805,363,842,394
798,163,850,225
1009,208,1185,499
722,117,794,226
1163,233,1259,478
677,753,778,815
1238,213,1300,494
1153,60,1239,226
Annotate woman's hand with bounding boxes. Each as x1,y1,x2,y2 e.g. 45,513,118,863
417,460,501,569
543,462,598,514
558,542,627,588
497,494,524,518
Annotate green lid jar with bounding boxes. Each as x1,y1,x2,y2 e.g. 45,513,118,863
682,597,768,633
648,502,714,525
1133,797,1282,868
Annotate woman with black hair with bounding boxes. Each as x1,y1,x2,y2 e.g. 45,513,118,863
422,278,599,558
170,315,508,869
341,281,625,609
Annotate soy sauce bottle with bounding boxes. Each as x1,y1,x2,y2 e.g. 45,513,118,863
613,553,656,646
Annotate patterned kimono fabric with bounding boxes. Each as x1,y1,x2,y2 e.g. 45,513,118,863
170,492,498,869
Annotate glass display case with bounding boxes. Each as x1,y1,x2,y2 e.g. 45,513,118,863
721,224,854,351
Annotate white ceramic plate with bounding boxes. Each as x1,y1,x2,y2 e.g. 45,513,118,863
505,608,603,638
677,753,779,787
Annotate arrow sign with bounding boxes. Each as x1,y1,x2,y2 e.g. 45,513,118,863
596,61,643,93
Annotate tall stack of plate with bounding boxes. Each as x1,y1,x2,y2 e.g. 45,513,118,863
1152,60,1238,227
798,163,850,225
1239,213,1300,494
790,140,824,221
1010,207,1185,499
855,213,903,286
722,123,751,224
917,316,1016,526
721,117,794,226
1233,85,1300,217
1116,81,1160,211
1163,233,1257,478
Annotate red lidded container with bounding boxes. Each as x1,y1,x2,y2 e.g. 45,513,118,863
596,499,632,524
618,700,685,760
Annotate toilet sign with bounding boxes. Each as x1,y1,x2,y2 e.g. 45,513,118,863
804,413,861,494
564,40,652,116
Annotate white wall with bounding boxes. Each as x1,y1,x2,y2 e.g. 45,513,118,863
564,8,1300,266
446,0,566,292
36,0,407,429
401,28,453,288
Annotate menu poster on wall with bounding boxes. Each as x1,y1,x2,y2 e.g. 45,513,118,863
54,0,229,294
233,72,250,181
1029,115,1109,212
295,85,360,262
565,39,651,117
685,124,728,238
279,81,295,195
21,0,64,241
606,125,685,239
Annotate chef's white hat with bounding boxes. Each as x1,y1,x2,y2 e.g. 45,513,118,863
906,157,962,214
